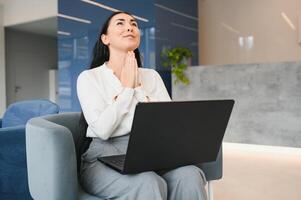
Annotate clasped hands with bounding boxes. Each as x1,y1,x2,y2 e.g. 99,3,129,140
120,51,141,89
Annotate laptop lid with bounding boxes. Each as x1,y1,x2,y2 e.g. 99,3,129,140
122,99,234,174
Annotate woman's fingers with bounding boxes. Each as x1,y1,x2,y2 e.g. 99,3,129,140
120,51,140,88
130,53,135,87
135,58,139,87
121,51,136,88
134,60,137,87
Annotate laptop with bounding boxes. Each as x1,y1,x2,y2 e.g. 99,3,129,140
98,99,234,174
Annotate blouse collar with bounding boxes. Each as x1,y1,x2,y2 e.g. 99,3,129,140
101,62,124,99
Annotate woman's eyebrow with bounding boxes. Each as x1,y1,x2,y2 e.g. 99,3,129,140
115,18,137,23
115,18,125,22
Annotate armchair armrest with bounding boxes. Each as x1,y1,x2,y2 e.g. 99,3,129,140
26,117,78,200
0,125,32,198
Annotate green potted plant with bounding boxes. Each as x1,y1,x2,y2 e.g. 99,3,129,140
161,47,192,85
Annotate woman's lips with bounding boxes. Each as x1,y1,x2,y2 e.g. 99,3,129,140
123,35,135,38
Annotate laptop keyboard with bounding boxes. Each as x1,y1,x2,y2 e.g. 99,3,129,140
102,155,126,168
110,155,125,166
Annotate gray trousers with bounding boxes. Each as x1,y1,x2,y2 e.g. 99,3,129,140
80,135,208,200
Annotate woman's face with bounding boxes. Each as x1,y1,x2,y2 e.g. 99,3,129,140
102,13,140,52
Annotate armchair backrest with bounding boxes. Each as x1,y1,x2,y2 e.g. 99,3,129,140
2,99,59,128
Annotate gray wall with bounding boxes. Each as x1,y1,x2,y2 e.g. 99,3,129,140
172,62,301,148
5,29,57,105
0,5,6,117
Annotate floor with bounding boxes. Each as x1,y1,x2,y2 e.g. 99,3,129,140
211,143,301,200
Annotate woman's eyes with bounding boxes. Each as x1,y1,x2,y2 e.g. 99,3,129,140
116,22,138,27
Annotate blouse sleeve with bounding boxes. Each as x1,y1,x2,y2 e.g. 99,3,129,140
77,71,135,140
134,70,171,102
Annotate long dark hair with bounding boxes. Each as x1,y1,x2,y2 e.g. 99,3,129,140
89,11,143,69
79,12,142,154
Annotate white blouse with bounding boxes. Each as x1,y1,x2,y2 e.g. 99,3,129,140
77,63,171,140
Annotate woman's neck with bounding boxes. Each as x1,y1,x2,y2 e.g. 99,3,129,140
106,49,128,79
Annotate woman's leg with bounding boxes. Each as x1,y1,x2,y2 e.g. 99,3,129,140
162,165,207,200
80,160,167,200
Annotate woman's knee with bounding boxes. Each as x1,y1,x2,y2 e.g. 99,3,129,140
165,165,207,185
135,171,167,189
130,172,167,199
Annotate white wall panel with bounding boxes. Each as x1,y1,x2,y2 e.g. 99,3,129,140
2,0,57,26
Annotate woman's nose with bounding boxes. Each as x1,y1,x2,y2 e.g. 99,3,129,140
126,24,133,32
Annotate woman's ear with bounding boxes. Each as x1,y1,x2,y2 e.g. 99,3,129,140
101,34,109,45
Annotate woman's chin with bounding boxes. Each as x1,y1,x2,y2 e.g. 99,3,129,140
124,46,138,52
124,42,140,51
114,44,139,52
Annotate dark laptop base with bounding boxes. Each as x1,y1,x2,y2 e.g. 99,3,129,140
98,154,191,175
98,155,126,173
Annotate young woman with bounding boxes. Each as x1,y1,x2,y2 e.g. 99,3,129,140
77,11,207,200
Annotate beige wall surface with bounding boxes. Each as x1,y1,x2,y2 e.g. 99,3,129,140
199,0,301,65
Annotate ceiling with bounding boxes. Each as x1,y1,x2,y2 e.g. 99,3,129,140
1,0,198,38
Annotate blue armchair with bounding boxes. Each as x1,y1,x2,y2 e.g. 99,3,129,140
0,99,59,200
26,112,223,200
